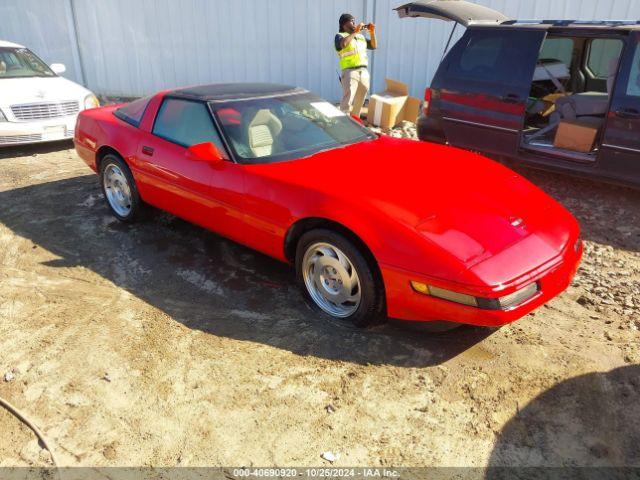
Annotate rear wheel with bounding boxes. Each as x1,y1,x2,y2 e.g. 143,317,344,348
296,229,385,328
99,154,144,222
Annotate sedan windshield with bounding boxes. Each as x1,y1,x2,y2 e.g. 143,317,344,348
211,92,376,164
0,48,56,79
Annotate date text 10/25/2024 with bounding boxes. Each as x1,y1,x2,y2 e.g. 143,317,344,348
232,468,400,478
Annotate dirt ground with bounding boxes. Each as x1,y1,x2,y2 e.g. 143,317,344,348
0,133,638,469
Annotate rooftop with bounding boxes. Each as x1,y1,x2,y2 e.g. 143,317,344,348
0,40,24,48
169,83,305,102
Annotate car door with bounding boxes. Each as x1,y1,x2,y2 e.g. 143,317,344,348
599,31,640,185
135,97,247,237
432,27,546,157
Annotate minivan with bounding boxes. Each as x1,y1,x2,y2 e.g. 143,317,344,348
396,0,640,187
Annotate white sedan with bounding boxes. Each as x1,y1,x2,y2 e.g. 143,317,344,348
0,40,99,146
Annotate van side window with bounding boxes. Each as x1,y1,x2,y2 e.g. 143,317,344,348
587,38,623,79
626,42,640,97
447,30,538,85
459,37,502,75
539,38,574,67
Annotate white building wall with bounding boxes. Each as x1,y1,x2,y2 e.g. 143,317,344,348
70,0,366,99
0,0,84,83
1,0,639,101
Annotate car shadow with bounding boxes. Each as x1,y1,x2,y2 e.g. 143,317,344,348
0,175,495,368
487,365,640,477
0,140,75,159
515,166,640,253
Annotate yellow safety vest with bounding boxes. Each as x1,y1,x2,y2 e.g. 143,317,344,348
336,32,368,70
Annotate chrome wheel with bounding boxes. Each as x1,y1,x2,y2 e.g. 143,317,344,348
103,164,132,217
302,242,361,318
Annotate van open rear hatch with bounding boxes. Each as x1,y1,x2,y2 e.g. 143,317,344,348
394,0,510,27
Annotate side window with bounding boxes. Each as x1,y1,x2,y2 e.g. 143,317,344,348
447,30,541,85
539,37,574,67
587,38,623,78
0,51,19,68
451,36,503,82
152,98,227,155
625,41,640,97
114,96,152,127
459,37,502,75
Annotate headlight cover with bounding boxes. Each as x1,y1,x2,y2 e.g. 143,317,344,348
84,94,100,110
0,109,6,122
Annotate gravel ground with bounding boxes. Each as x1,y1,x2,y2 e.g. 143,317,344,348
0,126,638,469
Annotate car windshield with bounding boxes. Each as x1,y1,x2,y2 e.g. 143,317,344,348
210,92,376,164
0,47,56,79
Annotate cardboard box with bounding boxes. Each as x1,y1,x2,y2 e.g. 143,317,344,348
554,120,598,153
367,78,421,129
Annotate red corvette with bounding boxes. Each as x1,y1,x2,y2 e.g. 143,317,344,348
75,83,582,329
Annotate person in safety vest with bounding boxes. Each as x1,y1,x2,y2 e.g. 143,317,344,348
335,13,377,115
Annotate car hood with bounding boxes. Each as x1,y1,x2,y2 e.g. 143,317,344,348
248,136,575,272
0,76,92,105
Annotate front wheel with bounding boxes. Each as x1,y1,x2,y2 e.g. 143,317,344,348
99,154,144,222
296,229,385,328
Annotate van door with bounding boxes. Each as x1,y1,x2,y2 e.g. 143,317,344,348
432,28,546,157
599,32,640,185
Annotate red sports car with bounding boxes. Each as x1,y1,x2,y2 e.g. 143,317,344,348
74,83,582,329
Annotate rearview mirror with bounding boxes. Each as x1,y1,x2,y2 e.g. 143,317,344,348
185,142,224,164
50,63,66,74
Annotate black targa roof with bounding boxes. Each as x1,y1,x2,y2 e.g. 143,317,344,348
170,83,305,102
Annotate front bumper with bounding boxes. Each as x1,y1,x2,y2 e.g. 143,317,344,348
381,241,583,327
0,115,77,146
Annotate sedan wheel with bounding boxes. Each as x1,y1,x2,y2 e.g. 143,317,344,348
302,242,362,318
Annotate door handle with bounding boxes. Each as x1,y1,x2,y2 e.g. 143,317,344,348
501,93,521,104
141,146,154,156
616,108,640,119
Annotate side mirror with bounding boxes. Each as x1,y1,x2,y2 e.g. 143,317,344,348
185,142,224,164
351,114,364,125
50,63,66,74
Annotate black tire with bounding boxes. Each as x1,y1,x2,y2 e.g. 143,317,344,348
295,229,385,328
99,153,144,222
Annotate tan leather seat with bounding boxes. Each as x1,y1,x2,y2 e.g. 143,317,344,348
554,57,620,122
247,109,282,157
